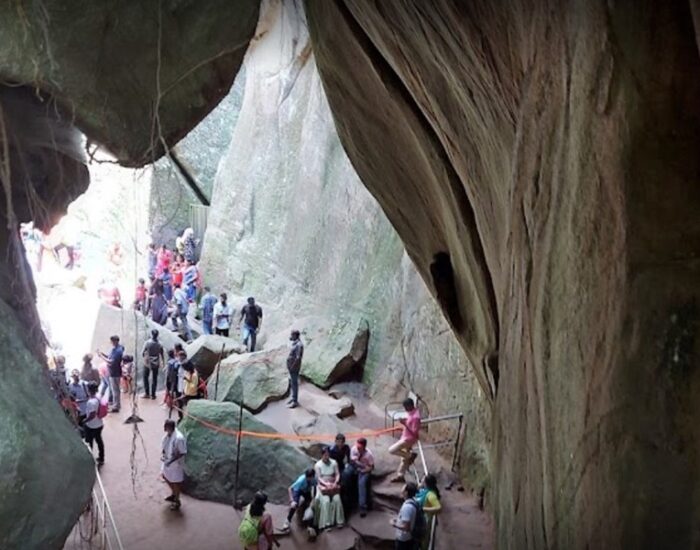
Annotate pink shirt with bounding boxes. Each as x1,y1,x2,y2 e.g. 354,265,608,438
350,445,375,471
401,409,421,444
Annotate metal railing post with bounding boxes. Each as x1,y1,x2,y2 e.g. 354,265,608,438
451,413,464,472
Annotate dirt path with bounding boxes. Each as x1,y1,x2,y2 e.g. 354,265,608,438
64,384,492,549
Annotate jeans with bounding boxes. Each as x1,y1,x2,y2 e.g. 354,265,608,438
143,365,158,398
109,376,121,410
178,311,192,341
202,318,213,335
242,324,257,352
287,490,312,523
99,376,111,403
288,368,299,404
343,464,371,509
85,426,104,462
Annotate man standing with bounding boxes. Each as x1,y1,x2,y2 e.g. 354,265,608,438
389,398,422,482
391,482,423,549
84,382,105,466
98,335,124,413
286,329,303,409
161,419,187,511
142,329,165,399
344,437,375,517
240,296,263,352
173,283,193,342
199,286,217,335
213,293,232,337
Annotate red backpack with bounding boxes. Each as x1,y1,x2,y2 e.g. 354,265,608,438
97,396,109,419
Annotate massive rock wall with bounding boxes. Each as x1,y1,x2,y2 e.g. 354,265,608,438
198,0,490,489
305,1,700,548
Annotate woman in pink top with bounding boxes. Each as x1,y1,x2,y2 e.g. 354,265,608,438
155,244,172,278
389,397,421,482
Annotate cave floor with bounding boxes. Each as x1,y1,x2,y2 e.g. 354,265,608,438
64,382,492,550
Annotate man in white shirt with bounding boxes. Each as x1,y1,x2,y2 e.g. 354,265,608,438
161,419,187,510
84,382,105,466
213,292,232,337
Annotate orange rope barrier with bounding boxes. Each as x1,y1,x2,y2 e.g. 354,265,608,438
172,404,400,441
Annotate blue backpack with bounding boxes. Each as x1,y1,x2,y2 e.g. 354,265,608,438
407,499,427,542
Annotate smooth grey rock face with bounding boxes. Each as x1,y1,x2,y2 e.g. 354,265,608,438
211,347,290,413
180,400,311,504
197,0,490,490
0,299,94,550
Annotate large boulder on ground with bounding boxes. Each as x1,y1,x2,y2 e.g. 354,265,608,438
180,400,310,504
90,303,182,359
301,317,369,389
302,390,355,419
0,299,94,549
185,335,245,379
267,317,370,390
211,348,289,413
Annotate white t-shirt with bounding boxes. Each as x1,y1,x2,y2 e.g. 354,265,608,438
85,397,103,429
213,302,232,330
395,499,417,542
161,429,187,483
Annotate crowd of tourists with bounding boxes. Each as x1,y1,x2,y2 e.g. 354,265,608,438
45,226,443,548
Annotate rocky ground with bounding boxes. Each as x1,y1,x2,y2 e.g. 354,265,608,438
63,382,492,550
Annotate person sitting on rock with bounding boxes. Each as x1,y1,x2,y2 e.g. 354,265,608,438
161,419,187,511
282,468,317,536
240,296,263,352
389,397,421,482
343,437,375,517
329,433,351,475
314,446,345,531
238,491,280,550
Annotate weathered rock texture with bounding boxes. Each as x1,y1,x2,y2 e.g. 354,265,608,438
180,400,311,504
305,1,700,548
198,0,490,491
185,335,244,379
0,0,259,166
0,299,94,550
212,348,290,412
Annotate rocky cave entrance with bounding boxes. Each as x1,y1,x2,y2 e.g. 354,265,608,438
4,2,492,549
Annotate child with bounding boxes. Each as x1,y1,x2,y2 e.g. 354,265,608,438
121,355,134,395
165,349,179,406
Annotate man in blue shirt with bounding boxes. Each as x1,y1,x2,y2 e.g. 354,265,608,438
98,335,124,413
282,468,316,533
199,286,217,335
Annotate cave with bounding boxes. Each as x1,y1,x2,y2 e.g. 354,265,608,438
1,1,699,549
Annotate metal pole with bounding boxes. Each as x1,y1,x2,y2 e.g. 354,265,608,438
213,344,225,400
233,396,244,508
451,414,464,472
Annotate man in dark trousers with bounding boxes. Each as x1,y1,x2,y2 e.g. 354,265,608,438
287,329,303,409
240,296,263,352
142,329,165,399
98,335,124,413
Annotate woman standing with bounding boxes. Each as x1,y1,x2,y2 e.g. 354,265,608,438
314,447,345,530
417,473,442,549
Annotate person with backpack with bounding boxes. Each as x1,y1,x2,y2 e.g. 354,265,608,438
142,329,165,400
84,382,105,466
416,474,442,549
240,296,263,352
161,419,187,511
391,482,426,550
238,491,280,550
